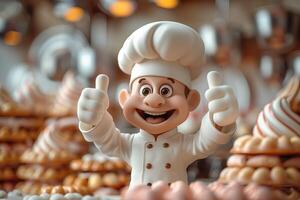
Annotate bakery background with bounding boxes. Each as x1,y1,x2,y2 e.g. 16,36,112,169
0,0,300,199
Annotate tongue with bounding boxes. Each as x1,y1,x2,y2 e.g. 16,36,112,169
146,117,165,124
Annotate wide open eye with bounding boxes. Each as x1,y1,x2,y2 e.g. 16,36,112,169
159,84,173,97
139,84,153,96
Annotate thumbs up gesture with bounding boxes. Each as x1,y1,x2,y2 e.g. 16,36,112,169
205,71,238,127
77,74,110,126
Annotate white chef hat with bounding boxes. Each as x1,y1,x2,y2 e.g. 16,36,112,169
118,21,205,89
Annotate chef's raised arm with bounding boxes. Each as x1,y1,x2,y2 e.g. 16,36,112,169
182,71,238,164
77,74,132,162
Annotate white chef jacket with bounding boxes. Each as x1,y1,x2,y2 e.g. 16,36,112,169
80,112,234,187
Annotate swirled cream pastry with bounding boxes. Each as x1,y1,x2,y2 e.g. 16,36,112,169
14,78,54,115
253,97,300,137
51,72,85,116
33,118,87,155
278,75,300,114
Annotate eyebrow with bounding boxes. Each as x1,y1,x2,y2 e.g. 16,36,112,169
138,78,146,84
167,78,175,83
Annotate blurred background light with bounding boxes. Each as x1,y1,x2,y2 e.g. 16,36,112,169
153,0,179,9
256,9,272,37
0,0,29,46
99,0,137,17
54,0,85,22
3,31,22,46
77,47,96,79
199,24,217,56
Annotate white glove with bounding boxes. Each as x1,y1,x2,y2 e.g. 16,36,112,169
77,74,109,126
205,71,239,127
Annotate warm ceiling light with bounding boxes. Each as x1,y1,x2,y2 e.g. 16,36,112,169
4,31,21,46
100,0,136,17
154,0,179,9
64,6,84,22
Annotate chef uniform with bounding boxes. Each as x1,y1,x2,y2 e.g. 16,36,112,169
79,21,235,187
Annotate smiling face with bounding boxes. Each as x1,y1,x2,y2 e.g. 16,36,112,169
119,76,200,135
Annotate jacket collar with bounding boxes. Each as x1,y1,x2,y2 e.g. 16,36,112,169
139,128,178,142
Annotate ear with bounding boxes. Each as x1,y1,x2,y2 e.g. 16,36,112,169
187,90,200,111
118,89,130,109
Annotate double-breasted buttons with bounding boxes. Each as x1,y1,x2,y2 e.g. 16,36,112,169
147,183,152,186
163,143,169,148
165,163,171,169
146,163,152,169
147,143,153,149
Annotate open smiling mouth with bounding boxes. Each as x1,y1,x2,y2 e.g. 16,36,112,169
137,109,175,124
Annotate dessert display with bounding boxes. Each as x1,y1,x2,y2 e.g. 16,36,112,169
50,72,86,117
0,84,31,117
16,117,88,194
0,86,46,192
122,181,299,200
0,189,101,200
1,2,299,199
40,185,90,195
219,76,300,190
14,78,54,116
64,153,131,194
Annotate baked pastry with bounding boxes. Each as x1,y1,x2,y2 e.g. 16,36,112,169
40,185,90,195
219,166,300,187
64,172,130,190
227,155,300,168
70,153,130,173
51,72,85,117
0,143,29,165
231,135,300,155
21,149,75,165
15,181,52,195
0,126,41,143
17,165,71,182
0,167,17,181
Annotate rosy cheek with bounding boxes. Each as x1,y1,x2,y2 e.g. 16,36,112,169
168,95,188,109
123,95,143,113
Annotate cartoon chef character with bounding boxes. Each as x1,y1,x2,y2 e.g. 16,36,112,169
78,21,238,187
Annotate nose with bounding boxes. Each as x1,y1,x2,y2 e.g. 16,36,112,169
143,93,165,108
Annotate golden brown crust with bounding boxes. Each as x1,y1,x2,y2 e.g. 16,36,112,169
17,165,72,182
40,185,91,195
0,167,17,181
0,127,40,142
15,181,52,195
21,149,76,165
219,166,300,188
231,135,300,155
63,172,130,191
227,155,300,168
0,143,30,166
70,158,131,173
